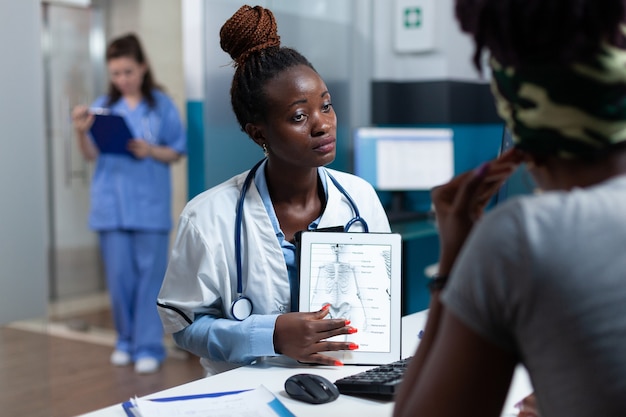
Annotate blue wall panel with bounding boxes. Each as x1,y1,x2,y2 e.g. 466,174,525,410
403,234,440,315
187,100,206,200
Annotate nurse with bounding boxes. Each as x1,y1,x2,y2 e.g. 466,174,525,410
72,33,186,374
157,5,391,375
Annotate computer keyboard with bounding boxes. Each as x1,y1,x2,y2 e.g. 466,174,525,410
334,357,412,399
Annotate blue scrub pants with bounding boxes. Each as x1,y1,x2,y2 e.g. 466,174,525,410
99,230,168,362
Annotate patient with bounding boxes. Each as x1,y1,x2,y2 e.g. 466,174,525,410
393,1,626,416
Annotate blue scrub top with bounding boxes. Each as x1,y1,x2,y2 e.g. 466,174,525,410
88,90,187,232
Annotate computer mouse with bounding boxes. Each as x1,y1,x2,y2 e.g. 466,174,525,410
284,373,340,404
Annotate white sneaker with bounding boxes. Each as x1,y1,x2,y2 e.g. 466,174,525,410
135,357,160,374
110,350,131,366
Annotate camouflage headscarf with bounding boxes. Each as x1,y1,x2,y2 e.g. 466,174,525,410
490,41,626,159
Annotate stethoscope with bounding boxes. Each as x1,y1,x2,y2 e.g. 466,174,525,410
231,158,369,320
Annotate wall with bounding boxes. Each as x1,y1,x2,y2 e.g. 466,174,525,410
371,0,503,313
184,0,369,197
0,0,48,324
371,0,497,127
372,0,479,82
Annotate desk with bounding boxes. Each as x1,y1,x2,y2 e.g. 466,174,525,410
78,311,532,417
390,218,438,241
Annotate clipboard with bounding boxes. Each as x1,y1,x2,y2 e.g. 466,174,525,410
89,113,134,157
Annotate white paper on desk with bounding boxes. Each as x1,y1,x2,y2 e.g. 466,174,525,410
133,385,294,417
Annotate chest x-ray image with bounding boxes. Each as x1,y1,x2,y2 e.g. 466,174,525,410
309,243,392,346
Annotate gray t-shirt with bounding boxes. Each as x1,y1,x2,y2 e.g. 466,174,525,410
441,174,626,417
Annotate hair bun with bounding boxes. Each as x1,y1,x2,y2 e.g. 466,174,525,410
220,5,281,66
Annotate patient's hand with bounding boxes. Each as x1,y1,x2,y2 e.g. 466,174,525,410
517,393,539,417
431,148,522,273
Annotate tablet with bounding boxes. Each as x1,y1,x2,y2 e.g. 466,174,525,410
89,114,134,157
298,231,402,365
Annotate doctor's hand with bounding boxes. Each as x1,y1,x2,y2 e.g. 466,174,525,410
273,304,358,366
432,148,523,274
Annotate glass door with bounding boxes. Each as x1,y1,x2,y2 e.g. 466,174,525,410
42,1,107,301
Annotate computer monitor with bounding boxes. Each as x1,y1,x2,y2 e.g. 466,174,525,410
353,127,454,221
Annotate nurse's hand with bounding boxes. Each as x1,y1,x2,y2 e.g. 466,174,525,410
71,105,94,134
72,105,98,161
432,148,523,274
127,138,152,159
273,304,357,366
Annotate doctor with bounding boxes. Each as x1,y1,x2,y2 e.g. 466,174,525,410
157,4,390,376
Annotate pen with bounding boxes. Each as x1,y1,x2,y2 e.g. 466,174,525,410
89,107,111,115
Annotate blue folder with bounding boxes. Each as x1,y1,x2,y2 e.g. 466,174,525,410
89,114,134,157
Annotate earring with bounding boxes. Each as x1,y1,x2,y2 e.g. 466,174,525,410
262,143,269,157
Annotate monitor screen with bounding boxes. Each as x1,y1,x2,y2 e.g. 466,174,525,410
353,127,454,191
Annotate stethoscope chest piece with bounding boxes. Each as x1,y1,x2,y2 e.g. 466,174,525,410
231,296,253,321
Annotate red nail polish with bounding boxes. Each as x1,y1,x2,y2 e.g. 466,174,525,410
334,360,344,366
322,303,330,311
348,327,358,334
348,343,359,350
344,319,351,325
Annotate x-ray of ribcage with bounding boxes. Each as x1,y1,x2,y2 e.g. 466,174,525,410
309,243,392,351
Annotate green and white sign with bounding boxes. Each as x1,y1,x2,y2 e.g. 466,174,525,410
394,0,435,53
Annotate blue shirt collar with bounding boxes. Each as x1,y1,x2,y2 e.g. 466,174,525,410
254,160,328,243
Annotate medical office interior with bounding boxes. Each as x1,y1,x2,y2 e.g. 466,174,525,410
0,0,527,416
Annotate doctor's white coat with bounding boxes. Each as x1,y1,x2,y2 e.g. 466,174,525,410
157,166,391,373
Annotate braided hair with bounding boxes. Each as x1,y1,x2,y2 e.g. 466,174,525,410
219,5,316,132
455,0,626,70
105,33,162,108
